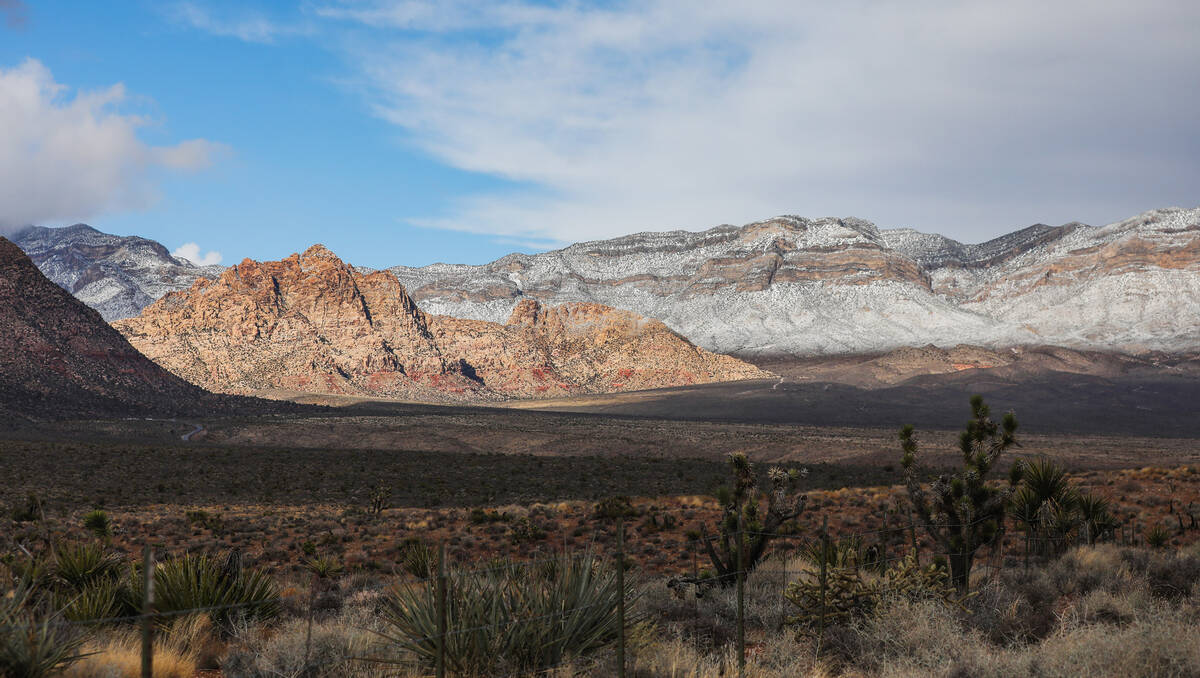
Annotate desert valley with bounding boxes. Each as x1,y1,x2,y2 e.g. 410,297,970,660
3,206,1200,677
3,5,1200,675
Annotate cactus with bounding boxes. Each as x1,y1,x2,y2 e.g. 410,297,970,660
698,452,807,586
900,395,1017,592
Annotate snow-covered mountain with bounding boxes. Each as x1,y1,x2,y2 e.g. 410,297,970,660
11,224,222,322
15,207,1200,356
387,207,1200,356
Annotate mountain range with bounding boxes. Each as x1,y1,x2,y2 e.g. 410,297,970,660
113,245,765,401
13,206,1200,359
12,224,222,322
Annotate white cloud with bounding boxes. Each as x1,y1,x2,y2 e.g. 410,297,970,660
0,58,224,233
323,0,1200,243
172,242,223,266
168,2,313,44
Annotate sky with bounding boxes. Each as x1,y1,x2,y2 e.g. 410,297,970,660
0,1,1197,269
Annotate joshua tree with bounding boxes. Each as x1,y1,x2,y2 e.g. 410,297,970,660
699,452,808,586
900,395,1017,592
1011,458,1117,553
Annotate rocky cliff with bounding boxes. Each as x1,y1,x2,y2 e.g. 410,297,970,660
113,245,768,400
0,237,245,420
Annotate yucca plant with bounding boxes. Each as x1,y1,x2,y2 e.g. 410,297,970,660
1145,524,1171,549
52,542,123,592
377,551,637,676
128,552,281,635
304,555,344,580
81,510,114,540
1077,492,1118,543
0,583,87,677
400,540,436,580
56,576,126,623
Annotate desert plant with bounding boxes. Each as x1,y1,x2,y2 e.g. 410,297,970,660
900,395,1017,592
368,485,391,516
786,552,967,635
306,556,345,580
52,541,123,592
0,583,87,677
82,510,114,540
377,551,636,675
700,453,808,585
131,552,280,635
400,540,435,580
1145,524,1170,549
10,494,43,523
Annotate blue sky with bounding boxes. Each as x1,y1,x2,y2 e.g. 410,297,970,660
1,1,1198,269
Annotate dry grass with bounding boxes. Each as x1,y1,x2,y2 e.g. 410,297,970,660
60,632,198,678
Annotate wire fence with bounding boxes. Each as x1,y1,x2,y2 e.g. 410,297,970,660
0,506,1178,678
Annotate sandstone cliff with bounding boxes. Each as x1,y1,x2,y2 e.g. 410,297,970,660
114,245,768,401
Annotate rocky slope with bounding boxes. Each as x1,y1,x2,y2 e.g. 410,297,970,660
114,246,768,401
389,207,1200,356
12,224,221,322
0,237,249,421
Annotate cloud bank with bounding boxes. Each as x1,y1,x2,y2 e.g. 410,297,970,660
171,242,223,266
0,58,224,234
323,0,1200,243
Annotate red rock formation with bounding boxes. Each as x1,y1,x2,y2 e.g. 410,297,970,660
114,246,769,401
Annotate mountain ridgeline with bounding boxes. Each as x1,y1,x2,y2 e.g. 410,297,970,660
14,206,1200,361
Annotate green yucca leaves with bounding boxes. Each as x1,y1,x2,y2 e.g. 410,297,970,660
377,551,638,676
0,584,87,677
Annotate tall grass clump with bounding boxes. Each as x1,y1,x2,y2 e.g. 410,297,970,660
377,551,637,676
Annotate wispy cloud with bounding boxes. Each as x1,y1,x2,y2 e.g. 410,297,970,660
172,242,223,266
320,0,1200,243
0,59,225,233
168,2,312,44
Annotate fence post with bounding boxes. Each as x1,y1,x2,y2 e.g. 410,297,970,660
735,511,745,678
880,512,888,570
691,537,700,672
616,516,626,678
436,541,447,678
141,546,155,678
817,515,829,660
908,509,919,565
304,572,316,668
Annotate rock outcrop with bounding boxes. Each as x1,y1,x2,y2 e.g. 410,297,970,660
12,224,221,322
114,246,768,401
0,237,244,420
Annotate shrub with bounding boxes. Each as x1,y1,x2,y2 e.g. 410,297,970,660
82,509,114,539
52,541,123,591
132,552,280,635
0,583,86,677
377,551,636,675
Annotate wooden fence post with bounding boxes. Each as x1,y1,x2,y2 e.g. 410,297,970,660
141,546,155,678
908,509,919,565
817,516,829,660
616,517,626,678
436,541,447,678
735,512,745,678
